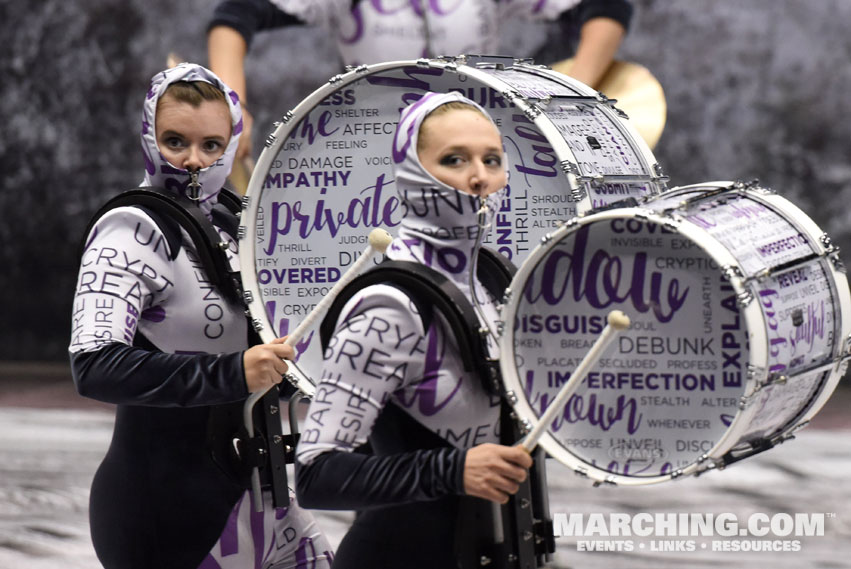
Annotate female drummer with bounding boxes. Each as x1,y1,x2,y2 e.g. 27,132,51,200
295,91,533,567
68,63,332,569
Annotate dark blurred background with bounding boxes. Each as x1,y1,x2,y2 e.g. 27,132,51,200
2,0,850,362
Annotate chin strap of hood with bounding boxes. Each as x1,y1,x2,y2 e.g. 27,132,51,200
140,63,243,215
389,92,508,293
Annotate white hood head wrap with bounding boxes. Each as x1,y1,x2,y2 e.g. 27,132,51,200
140,63,243,214
388,91,508,289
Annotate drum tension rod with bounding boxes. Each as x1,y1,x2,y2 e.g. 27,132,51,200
741,253,821,286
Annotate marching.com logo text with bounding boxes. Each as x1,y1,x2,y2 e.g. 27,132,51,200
553,512,833,553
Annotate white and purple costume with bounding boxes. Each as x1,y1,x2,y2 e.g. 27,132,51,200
295,92,507,568
69,63,332,569
209,0,633,66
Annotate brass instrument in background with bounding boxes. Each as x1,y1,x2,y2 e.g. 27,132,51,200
551,58,667,150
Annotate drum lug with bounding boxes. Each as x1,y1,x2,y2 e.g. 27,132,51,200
243,290,254,305
519,418,533,434
843,334,851,357
265,133,276,148
747,180,772,194
501,288,513,305
505,390,518,404
573,466,588,478
670,469,685,480
746,363,763,381
662,217,679,232
634,209,654,223
415,58,431,68
328,74,345,85
501,88,522,102
354,64,369,74
830,253,846,273
819,233,840,254
592,475,617,487
240,195,250,210
694,456,721,478
720,264,743,282
652,163,670,185
523,103,542,120
251,317,265,332
564,217,580,229
560,161,590,200
280,110,294,124
457,54,515,70
237,225,247,240
560,160,579,176
495,320,505,336
736,290,754,308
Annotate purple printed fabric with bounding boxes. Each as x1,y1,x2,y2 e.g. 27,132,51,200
70,63,248,356
70,63,332,567
140,63,243,216
268,0,581,66
297,93,506,466
199,490,334,569
391,91,506,298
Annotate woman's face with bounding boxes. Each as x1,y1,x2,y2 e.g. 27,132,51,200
155,95,231,171
417,108,506,196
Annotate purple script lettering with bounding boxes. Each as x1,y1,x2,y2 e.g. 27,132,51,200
524,225,689,323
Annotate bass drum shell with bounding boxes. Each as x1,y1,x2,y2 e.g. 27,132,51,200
499,181,851,485
239,57,666,395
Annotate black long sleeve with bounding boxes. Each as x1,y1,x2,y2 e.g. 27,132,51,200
575,0,634,31
296,445,467,510
208,0,306,49
71,342,248,407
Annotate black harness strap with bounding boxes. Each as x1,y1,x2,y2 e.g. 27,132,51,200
319,248,514,396
81,187,245,306
82,186,294,507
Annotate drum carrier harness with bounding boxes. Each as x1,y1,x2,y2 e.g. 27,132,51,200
319,249,556,569
82,186,294,510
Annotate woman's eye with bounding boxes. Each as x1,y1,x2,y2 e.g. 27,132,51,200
163,136,184,150
203,140,223,153
439,155,463,166
485,155,503,167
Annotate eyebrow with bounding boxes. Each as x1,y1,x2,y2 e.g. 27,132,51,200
440,144,503,153
158,130,226,141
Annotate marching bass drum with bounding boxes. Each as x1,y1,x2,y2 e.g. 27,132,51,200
499,181,851,485
239,55,667,395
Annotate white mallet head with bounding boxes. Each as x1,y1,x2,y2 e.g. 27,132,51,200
368,228,394,253
607,310,631,330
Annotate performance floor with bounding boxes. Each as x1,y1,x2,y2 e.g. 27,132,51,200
1,364,849,568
